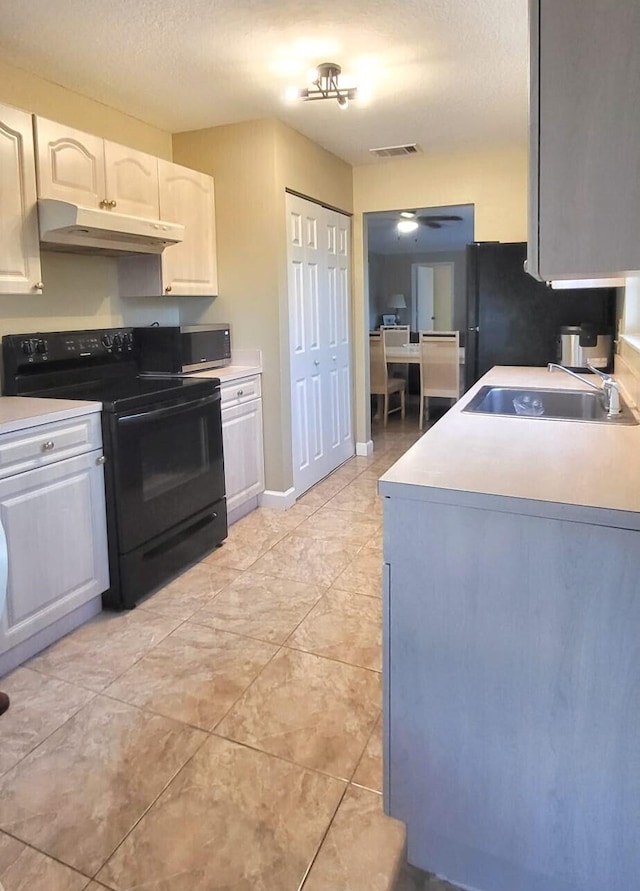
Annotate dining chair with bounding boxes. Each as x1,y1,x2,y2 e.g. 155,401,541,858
370,334,406,426
380,325,411,347
419,331,460,430
381,325,411,384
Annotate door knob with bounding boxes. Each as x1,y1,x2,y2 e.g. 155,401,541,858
96,455,106,465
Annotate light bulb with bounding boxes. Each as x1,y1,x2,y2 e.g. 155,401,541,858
400,211,416,219
284,86,300,103
397,220,419,234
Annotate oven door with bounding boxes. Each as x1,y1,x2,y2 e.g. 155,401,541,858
109,390,225,553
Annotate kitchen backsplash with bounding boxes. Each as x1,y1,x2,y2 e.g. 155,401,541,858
0,252,180,336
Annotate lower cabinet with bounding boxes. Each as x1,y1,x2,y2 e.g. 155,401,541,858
0,447,109,662
221,391,265,518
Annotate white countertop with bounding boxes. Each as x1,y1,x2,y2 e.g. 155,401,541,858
199,364,262,383
187,349,262,384
379,366,640,528
0,397,102,436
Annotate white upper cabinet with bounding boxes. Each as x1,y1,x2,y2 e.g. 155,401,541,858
0,103,43,295
35,117,160,219
104,140,160,218
35,117,106,209
158,159,218,296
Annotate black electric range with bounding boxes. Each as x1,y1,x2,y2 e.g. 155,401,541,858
2,328,228,609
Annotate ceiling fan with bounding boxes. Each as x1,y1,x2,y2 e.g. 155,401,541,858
414,214,463,229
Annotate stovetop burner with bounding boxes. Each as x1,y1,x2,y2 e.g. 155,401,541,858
32,373,217,413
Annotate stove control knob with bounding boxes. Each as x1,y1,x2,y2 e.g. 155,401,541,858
35,339,48,354
22,340,35,356
101,334,114,349
112,333,125,351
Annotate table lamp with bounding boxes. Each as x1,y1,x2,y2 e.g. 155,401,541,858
390,294,406,324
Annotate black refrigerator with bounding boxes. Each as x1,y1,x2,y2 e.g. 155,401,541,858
465,242,616,391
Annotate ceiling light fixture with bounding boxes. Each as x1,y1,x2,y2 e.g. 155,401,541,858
397,220,419,234
294,62,357,109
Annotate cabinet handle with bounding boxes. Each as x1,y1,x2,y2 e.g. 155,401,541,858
96,455,106,465
34,281,44,291
314,360,320,366
99,199,110,209
109,200,117,208
41,440,55,452
237,389,244,397
165,285,172,293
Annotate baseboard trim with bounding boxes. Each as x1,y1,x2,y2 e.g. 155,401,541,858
227,496,260,526
0,596,102,678
356,440,374,457
259,487,297,510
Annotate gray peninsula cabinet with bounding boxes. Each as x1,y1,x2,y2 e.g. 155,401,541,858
382,493,640,891
380,366,640,891
528,0,640,281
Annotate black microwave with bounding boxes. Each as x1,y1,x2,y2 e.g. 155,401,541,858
135,324,231,374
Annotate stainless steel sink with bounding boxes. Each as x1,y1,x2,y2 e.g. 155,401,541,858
463,386,638,425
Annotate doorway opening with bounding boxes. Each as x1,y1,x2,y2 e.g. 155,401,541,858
364,203,475,433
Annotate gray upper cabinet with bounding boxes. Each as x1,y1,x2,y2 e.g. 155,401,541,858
528,0,640,281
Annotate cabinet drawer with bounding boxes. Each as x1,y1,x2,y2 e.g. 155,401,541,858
0,413,102,479
220,375,261,408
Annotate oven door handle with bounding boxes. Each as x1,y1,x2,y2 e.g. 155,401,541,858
118,392,220,425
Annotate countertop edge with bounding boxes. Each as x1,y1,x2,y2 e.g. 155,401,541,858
379,365,640,526
0,398,102,437
379,479,640,531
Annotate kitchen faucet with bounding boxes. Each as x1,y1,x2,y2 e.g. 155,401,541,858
547,363,621,417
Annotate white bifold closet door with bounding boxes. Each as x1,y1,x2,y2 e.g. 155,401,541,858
287,192,353,496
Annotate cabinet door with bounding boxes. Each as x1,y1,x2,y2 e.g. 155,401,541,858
0,451,109,656
221,399,265,513
530,0,640,280
0,104,42,295
104,140,160,219
158,159,218,296
34,117,106,209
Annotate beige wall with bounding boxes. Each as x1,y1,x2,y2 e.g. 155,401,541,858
352,145,528,444
0,60,181,339
173,118,352,493
0,59,172,158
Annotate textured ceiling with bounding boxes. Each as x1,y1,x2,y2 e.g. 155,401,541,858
367,205,475,255
0,0,529,164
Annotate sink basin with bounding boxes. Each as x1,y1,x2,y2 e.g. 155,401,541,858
463,386,638,425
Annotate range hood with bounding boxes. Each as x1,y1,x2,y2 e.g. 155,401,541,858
38,199,185,255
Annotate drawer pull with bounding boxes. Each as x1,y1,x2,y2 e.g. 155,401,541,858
41,440,55,452
237,389,244,397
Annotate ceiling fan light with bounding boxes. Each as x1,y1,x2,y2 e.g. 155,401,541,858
397,220,419,233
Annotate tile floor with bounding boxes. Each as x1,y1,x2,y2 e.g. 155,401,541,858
0,414,458,891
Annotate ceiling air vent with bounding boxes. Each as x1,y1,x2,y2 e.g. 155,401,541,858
369,143,421,159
